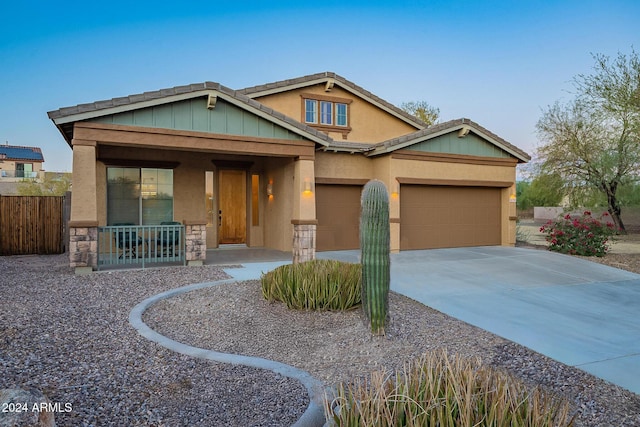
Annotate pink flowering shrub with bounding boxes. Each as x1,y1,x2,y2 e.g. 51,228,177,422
540,211,617,257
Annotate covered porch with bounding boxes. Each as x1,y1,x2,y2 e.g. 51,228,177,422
65,121,320,273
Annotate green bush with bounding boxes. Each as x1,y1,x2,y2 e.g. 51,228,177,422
325,350,574,426
261,259,361,310
540,211,617,256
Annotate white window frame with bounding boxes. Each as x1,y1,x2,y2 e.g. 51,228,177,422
304,99,317,124
320,101,333,125
336,103,348,127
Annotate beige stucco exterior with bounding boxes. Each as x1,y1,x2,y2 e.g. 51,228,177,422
254,85,418,143
51,73,528,270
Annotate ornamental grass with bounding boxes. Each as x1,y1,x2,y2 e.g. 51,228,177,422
261,259,361,311
325,350,574,426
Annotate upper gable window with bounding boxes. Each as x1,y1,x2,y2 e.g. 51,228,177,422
301,93,352,138
304,99,317,124
336,103,348,126
320,101,333,125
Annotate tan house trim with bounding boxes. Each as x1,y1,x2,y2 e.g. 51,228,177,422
73,122,316,159
300,92,354,104
183,219,207,226
397,177,513,188
315,177,369,185
69,220,99,227
99,158,180,169
71,139,97,147
211,160,254,169
291,219,319,225
391,150,519,166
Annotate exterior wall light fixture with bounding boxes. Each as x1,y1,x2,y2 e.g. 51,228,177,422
303,179,313,194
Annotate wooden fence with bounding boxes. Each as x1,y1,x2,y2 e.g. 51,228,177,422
0,195,68,255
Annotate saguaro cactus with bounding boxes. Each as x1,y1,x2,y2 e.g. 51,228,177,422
360,179,390,335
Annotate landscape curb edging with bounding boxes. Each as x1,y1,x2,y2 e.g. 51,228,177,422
129,278,327,427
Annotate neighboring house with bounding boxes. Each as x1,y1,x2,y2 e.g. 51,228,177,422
0,145,44,178
0,144,45,195
48,71,530,270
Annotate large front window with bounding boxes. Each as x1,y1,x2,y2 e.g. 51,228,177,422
107,167,174,225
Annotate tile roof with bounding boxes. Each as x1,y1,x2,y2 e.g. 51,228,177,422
238,71,429,128
48,82,233,120
48,82,332,146
47,75,529,162
0,145,44,162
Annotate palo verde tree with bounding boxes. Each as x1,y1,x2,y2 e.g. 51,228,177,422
536,48,640,233
400,100,440,126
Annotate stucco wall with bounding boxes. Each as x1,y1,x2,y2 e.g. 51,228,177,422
263,158,295,251
254,85,419,143
390,157,515,183
314,151,373,179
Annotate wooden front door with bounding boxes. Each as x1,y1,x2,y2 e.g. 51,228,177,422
218,170,247,244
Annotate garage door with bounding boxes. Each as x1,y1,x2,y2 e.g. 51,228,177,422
316,184,361,251
400,185,501,250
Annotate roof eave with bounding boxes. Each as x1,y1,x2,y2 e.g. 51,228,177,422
48,84,333,148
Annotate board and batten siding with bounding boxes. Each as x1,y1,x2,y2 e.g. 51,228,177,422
89,98,305,141
410,131,511,158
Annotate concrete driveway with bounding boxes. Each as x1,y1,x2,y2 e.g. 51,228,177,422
317,246,640,394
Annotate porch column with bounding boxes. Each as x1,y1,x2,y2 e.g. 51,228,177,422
68,140,98,272
291,158,317,264
389,178,400,253
184,220,207,266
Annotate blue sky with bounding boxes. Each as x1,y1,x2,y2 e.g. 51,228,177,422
1,0,638,172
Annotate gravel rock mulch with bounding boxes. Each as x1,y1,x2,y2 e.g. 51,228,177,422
1,255,306,427
3,250,640,426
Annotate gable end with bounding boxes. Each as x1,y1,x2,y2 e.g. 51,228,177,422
88,97,306,141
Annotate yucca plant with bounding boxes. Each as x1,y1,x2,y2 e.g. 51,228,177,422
360,180,391,335
325,350,574,426
261,259,361,311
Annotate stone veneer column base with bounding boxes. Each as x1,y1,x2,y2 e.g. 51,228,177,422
292,223,316,264
69,225,98,271
185,223,207,265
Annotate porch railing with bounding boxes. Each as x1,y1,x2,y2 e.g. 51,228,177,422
97,224,185,269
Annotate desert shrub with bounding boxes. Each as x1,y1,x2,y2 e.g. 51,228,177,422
325,350,574,426
261,259,361,310
540,211,617,256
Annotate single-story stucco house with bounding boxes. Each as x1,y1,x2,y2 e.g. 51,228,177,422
48,72,530,271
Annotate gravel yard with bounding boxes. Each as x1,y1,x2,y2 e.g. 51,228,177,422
1,255,306,426
2,248,640,426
